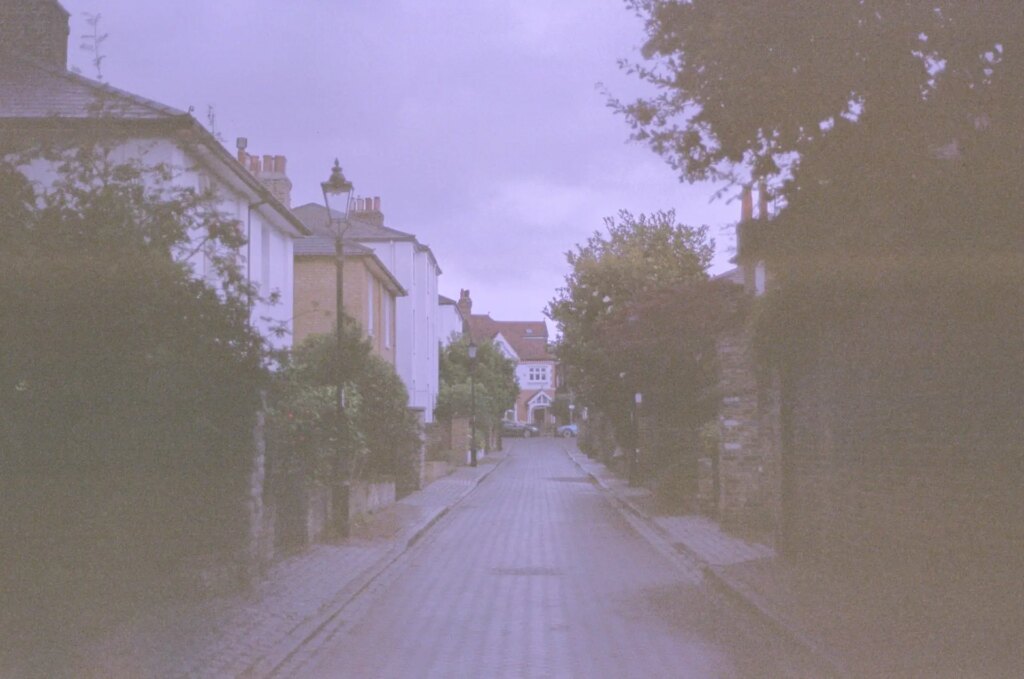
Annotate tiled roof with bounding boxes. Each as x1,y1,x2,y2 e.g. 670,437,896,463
292,203,416,242
713,267,744,285
0,54,309,237
0,55,188,120
293,236,373,257
468,315,553,360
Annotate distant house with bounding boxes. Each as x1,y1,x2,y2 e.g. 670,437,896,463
458,291,558,429
293,199,442,422
437,294,465,347
0,0,307,349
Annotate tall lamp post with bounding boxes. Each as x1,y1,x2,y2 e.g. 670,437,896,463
468,341,478,467
321,159,354,538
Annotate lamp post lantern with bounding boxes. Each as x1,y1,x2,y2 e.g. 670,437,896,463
321,159,354,538
468,341,478,467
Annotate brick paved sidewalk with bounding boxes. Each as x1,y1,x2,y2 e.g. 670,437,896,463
565,444,1023,678
43,453,506,679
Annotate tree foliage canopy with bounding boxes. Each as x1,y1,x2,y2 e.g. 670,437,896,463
435,338,518,432
615,1,1024,254
269,325,422,493
0,148,266,469
547,210,723,446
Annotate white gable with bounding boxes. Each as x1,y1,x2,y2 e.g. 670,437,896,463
528,391,552,407
491,332,519,361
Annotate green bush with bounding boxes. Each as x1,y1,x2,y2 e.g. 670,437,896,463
268,326,421,496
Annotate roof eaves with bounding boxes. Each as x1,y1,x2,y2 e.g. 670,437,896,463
415,242,442,275
182,123,309,236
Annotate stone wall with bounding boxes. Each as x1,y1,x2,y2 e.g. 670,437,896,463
349,479,396,517
715,321,781,533
422,461,452,485
427,417,472,466
781,287,1024,621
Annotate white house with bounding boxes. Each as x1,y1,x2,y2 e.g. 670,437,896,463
0,0,306,350
437,294,465,347
293,199,442,422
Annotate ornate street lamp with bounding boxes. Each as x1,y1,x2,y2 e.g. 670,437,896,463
468,341,478,467
321,159,354,537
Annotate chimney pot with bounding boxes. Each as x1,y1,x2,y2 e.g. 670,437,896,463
276,156,286,174
262,155,274,174
373,196,381,212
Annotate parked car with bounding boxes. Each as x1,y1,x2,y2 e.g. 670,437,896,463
556,423,578,438
501,421,540,438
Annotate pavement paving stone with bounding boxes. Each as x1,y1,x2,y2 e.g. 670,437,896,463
654,516,774,566
563,444,1024,678
58,454,504,678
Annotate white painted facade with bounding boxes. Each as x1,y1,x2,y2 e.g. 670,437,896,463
437,299,464,347
359,239,441,422
515,362,555,391
13,137,300,351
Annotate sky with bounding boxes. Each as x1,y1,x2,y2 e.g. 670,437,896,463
59,0,738,326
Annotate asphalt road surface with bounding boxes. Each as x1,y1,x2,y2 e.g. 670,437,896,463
279,438,831,678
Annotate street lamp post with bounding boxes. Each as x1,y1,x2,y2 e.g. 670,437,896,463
468,341,478,467
630,391,642,487
321,159,354,538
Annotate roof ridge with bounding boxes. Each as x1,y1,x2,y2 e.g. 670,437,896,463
5,52,191,119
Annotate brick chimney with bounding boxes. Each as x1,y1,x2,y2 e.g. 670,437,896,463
457,289,473,335
235,138,292,208
0,0,71,69
351,195,384,226
740,184,753,223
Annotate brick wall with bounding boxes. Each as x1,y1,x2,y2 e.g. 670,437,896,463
781,288,1024,617
293,258,337,345
293,256,396,365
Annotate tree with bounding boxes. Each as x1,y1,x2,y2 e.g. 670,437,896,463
0,144,272,614
547,209,722,456
435,338,518,445
269,323,422,496
0,147,266,469
614,1,1024,255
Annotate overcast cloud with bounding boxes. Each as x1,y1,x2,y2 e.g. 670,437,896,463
60,0,737,325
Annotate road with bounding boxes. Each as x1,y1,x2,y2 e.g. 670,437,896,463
278,438,830,678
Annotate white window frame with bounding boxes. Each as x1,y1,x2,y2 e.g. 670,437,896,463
528,366,548,383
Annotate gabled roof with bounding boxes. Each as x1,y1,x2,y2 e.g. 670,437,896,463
292,202,441,275
0,53,188,120
713,267,745,285
438,294,458,306
292,203,416,241
491,332,520,361
0,54,309,237
468,314,553,361
524,389,556,407
294,237,373,257
293,236,406,296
